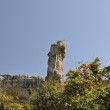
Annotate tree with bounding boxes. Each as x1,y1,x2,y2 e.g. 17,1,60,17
30,81,62,110
63,57,110,110
0,93,33,110
0,94,23,110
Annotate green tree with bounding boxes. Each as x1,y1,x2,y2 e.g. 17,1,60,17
0,94,23,110
30,81,62,110
63,57,110,110
0,93,33,110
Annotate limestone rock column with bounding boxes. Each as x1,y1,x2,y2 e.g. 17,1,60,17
45,40,66,85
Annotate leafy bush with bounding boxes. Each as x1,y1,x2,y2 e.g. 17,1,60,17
0,94,23,110
63,57,110,110
30,81,62,110
0,94,32,110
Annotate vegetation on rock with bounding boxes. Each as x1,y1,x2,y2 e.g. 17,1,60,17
0,57,110,110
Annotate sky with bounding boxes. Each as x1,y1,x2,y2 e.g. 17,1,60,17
0,0,110,78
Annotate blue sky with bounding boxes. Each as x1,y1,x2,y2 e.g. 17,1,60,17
0,0,110,78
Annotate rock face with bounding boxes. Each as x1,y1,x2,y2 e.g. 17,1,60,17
1,74,44,97
2,74,44,88
46,40,66,84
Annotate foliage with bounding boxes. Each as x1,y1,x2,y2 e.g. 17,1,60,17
0,94,23,110
30,81,62,110
0,94,32,110
63,57,110,110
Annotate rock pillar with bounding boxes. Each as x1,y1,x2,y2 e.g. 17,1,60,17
45,40,66,84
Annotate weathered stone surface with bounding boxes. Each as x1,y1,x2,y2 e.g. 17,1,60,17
2,74,44,88
46,40,66,84
1,74,44,98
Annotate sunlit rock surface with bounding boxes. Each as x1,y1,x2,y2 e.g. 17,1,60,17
46,40,66,85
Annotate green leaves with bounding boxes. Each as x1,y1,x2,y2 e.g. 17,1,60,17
0,94,33,110
31,81,62,110
0,94,23,110
63,57,110,110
